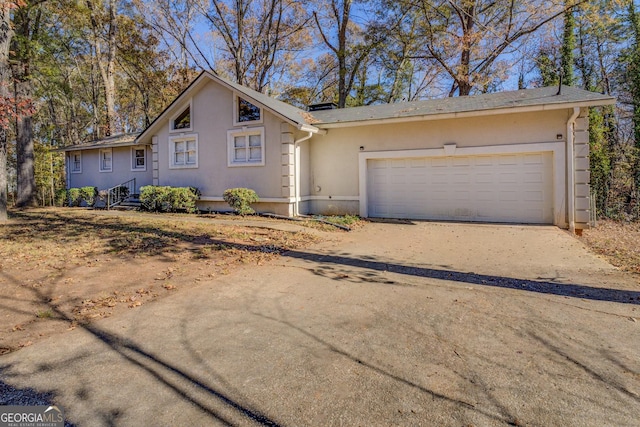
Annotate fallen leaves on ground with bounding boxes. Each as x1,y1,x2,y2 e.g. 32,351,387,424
581,220,640,274
0,208,322,353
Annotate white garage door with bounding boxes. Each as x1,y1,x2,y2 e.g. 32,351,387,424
367,152,554,224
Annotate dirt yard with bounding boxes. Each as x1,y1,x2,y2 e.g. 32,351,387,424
0,208,325,354
581,220,640,274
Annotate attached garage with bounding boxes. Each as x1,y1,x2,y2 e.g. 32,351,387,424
131,74,616,232
366,152,554,224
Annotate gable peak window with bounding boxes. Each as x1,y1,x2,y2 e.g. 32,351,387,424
236,97,261,124
171,101,192,132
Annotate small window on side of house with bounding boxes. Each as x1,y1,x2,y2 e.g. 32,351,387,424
132,147,146,171
99,148,112,172
236,97,262,124
70,151,82,173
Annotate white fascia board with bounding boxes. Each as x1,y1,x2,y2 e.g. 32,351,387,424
317,99,616,129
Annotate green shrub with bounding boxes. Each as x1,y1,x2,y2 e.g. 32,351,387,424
223,188,259,215
80,186,98,206
139,186,200,213
65,187,97,206
67,188,81,206
55,188,68,207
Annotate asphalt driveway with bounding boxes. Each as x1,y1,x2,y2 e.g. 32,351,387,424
1,221,639,426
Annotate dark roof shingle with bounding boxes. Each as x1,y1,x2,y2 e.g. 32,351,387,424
309,86,615,126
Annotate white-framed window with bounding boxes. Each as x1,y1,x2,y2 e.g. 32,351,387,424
227,127,265,167
99,148,112,172
131,147,146,171
170,100,192,132
234,95,262,126
70,151,82,174
169,134,198,169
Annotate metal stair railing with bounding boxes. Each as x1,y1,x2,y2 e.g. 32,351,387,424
106,178,136,209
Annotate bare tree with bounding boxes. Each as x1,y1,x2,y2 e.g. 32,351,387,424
200,0,311,92
86,0,118,136
312,0,395,107
408,0,586,96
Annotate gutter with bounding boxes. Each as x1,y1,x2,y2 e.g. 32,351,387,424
315,99,615,129
567,107,580,233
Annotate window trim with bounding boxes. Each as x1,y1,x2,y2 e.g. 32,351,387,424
227,127,265,167
233,94,263,126
99,148,113,173
169,134,199,169
70,151,82,174
131,146,147,171
169,99,193,133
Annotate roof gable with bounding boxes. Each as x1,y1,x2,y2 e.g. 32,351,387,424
137,71,320,143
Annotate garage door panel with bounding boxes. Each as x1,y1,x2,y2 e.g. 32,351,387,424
367,152,553,224
524,172,543,183
524,153,544,164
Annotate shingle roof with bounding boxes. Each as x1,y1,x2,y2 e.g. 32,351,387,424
136,71,321,144
309,86,616,126
57,133,140,152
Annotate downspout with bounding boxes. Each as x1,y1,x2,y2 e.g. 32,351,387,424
293,131,313,216
65,153,70,189
567,107,580,233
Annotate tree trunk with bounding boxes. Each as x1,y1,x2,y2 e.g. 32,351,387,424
12,4,37,207
561,2,576,86
0,3,11,221
456,3,475,96
15,103,36,207
88,0,118,136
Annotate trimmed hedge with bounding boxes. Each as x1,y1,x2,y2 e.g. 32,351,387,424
223,188,259,215
67,186,97,207
139,186,201,213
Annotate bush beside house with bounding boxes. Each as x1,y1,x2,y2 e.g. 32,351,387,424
67,186,98,207
223,188,259,215
139,186,200,213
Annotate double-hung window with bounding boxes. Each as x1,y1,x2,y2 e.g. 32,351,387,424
169,134,198,169
70,151,82,173
227,127,265,167
132,147,146,171
99,148,112,172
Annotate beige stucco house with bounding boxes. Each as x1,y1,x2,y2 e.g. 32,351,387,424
63,71,615,231
60,133,152,196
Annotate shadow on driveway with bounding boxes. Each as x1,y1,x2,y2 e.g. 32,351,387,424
284,250,640,305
